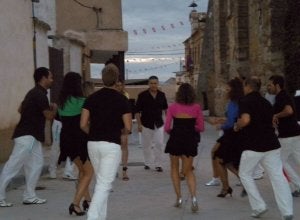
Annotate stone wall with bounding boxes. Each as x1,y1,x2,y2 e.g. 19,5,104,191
284,0,300,94
198,0,299,116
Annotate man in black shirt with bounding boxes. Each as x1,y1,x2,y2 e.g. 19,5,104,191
80,64,132,220
0,67,56,207
235,77,293,220
268,75,300,197
135,76,168,172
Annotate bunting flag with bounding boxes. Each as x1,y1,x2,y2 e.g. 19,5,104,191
128,20,186,36
125,61,180,74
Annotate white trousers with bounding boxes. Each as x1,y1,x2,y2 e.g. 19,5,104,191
87,141,121,220
239,149,293,217
0,135,43,200
279,135,300,190
141,126,164,167
48,120,74,175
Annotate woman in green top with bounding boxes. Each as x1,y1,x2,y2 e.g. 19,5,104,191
58,72,93,216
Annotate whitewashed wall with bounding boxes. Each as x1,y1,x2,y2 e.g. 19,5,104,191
34,0,56,35
70,44,82,74
0,0,34,129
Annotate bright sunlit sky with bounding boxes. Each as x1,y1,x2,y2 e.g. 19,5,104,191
91,0,208,82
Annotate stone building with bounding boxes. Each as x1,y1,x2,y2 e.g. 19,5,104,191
197,0,300,116
0,0,127,162
183,11,206,89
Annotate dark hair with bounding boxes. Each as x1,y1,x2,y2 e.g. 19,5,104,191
227,77,244,102
244,76,261,92
175,83,196,105
269,75,285,89
34,67,50,84
58,72,84,109
148,75,158,81
102,63,119,86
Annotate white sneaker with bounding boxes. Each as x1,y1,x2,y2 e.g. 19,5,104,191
23,197,47,205
0,200,13,207
62,173,77,180
251,208,268,218
253,173,264,180
49,171,57,179
205,177,220,186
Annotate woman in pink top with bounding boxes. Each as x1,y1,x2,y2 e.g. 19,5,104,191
164,83,204,213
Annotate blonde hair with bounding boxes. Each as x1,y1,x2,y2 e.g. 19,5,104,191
102,64,119,86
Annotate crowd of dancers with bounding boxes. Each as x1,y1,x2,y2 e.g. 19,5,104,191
0,64,299,220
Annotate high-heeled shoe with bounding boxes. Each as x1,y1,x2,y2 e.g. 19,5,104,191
122,167,129,181
82,200,90,211
69,203,85,216
217,187,233,198
191,196,198,213
174,197,183,208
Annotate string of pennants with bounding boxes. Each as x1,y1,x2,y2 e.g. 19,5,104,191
129,20,187,36
128,44,184,53
125,57,182,63
126,61,180,73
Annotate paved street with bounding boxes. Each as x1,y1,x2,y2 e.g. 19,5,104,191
0,122,299,220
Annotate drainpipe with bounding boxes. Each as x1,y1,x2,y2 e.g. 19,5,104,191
32,0,39,69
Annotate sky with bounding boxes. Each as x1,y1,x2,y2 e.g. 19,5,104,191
91,0,208,82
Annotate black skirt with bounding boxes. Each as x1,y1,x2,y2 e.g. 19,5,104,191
58,115,89,164
165,118,200,157
214,128,243,169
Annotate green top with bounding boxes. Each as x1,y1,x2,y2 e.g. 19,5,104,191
58,96,86,116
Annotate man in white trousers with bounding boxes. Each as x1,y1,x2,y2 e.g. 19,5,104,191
235,77,293,220
135,75,168,172
80,63,132,220
48,118,76,180
268,75,300,197
0,67,56,207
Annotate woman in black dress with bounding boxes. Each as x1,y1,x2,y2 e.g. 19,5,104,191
213,78,244,197
164,83,204,212
58,72,93,215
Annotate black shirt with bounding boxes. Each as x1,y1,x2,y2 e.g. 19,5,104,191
12,85,50,142
273,90,300,138
238,92,280,152
83,87,130,144
135,89,168,129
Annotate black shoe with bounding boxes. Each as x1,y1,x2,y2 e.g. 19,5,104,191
217,187,233,198
155,167,163,172
144,165,150,170
82,200,90,211
240,188,248,197
69,203,85,216
292,190,300,197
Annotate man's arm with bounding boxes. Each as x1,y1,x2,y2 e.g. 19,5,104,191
273,105,294,125
234,113,250,131
135,112,142,132
80,108,90,134
43,103,57,120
